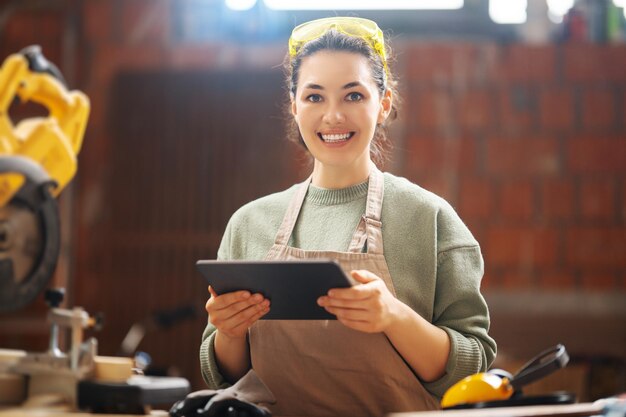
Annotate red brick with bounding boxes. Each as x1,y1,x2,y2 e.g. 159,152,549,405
486,137,560,176
540,179,575,221
412,88,455,131
481,268,497,290
581,89,615,130
498,45,556,83
621,90,626,129
566,228,626,268
567,137,626,173
39,13,63,40
497,87,535,134
84,0,114,42
458,90,494,131
564,44,626,82
539,89,574,130
580,271,617,291
406,44,482,84
412,174,456,204
540,270,576,289
622,182,626,223
3,12,61,56
406,136,476,175
458,178,495,220
485,226,559,268
579,179,615,221
500,270,536,289
498,180,535,221
120,0,170,45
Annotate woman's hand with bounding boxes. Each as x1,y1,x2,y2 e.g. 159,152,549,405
317,269,402,333
205,286,270,340
318,270,451,381
206,286,270,383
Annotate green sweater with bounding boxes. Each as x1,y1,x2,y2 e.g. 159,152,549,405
200,172,496,398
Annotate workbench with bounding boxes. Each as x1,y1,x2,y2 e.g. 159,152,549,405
0,402,607,417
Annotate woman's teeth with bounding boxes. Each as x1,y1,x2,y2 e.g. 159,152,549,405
320,132,353,143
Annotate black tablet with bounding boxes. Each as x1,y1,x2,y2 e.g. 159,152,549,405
195,259,354,320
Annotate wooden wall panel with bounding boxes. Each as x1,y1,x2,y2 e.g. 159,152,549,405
74,70,300,389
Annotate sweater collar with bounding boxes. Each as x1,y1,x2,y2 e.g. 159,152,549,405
306,180,369,206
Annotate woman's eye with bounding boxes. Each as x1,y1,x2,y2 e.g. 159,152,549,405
347,92,363,101
306,94,322,102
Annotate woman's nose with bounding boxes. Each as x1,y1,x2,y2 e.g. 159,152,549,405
322,103,346,125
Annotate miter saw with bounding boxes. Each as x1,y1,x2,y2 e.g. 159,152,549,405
0,44,85,313
0,46,189,414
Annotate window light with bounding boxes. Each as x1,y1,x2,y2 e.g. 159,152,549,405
263,0,463,10
489,0,527,24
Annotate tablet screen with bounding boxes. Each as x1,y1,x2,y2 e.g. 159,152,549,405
196,259,353,320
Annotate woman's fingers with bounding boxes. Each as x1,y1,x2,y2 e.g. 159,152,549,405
208,285,218,298
216,295,266,320
321,281,382,304
318,294,370,310
206,285,270,338
218,300,270,331
210,290,252,309
323,305,369,321
326,271,384,300
231,304,271,332
211,295,269,322
207,289,266,313
350,269,380,283
325,285,376,301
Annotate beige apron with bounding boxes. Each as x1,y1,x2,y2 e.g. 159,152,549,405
249,166,440,417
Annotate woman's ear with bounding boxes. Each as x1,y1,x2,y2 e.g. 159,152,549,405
291,99,298,117
378,89,393,124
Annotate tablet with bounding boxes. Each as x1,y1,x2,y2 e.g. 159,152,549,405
196,259,353,320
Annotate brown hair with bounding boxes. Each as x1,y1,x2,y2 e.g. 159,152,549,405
283,29,400,167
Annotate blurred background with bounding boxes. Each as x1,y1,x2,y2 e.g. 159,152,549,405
0,0,625,402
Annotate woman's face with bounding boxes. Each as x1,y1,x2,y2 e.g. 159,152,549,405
291,50,391,172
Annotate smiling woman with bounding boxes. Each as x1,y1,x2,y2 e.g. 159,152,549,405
284,19,399,180
199,16,496,417
289,51,391,188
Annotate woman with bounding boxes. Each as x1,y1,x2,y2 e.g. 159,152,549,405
200,17,496,417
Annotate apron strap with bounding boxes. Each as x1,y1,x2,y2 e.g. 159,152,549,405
273,165,385,254
273,176,311,246
347,165,385,255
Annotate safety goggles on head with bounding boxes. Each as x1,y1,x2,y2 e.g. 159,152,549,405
288,17,388,73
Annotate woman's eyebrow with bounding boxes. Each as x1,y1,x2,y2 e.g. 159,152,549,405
303,83,323,90
343,81,363,89
302,81,363,90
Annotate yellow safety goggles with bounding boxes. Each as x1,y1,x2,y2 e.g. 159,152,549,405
288,17,388,72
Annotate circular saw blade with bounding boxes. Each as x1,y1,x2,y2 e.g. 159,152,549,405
0,201,44,285
0,156,60,313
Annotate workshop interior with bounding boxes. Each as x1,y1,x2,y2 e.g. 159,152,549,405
0,0,625,415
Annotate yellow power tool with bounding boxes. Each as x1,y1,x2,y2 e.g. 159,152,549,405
0,47,191,413
442,344,572,409
0,45,89,312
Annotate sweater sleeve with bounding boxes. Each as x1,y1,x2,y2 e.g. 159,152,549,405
199,220,234,389
199,323,231,389
422,245,497,398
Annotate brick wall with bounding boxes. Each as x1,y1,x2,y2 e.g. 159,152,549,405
399,42,626,292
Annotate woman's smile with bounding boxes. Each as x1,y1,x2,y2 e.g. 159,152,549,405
317,131,355,144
